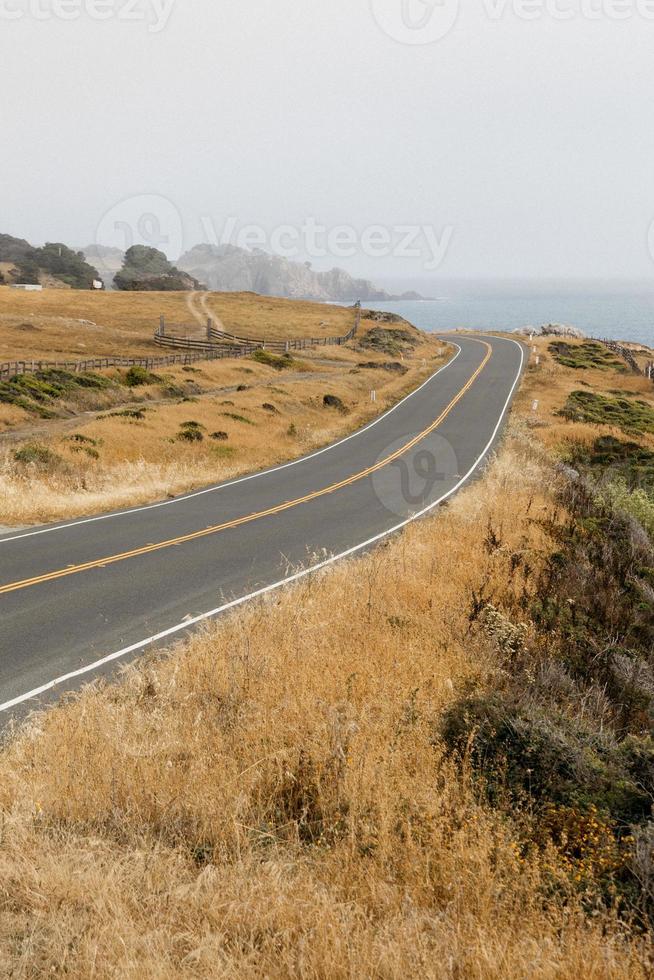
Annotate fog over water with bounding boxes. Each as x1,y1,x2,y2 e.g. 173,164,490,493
373,280,654,346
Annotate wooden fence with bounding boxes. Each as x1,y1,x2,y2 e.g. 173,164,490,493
153,333,261,355
0,347,253,383
155,301,362,355
594,338,654,384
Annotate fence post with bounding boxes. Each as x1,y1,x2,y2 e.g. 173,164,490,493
159,315,165,337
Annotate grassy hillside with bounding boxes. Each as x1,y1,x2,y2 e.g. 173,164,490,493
0,292,445,524
1,334,653,976
0,286,356,361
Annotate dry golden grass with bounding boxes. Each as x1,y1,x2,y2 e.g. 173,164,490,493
0,322,447,525
0,286,354,360
1,436,649,978
1,331,652,976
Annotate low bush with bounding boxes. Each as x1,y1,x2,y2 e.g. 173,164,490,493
558,390,654,436
596,479,654,538
13,443,61,469
323,394,347,413
0,369,112,417
250,350,296,371
567,435,654,491
124,366,161,387
357,360,408,374
359,326,417,357
102,409,147,421
549,340,626,372
177,420,205,443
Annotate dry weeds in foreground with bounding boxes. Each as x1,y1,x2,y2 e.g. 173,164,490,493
0,436,649,977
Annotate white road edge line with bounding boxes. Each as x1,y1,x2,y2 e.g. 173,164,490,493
0,338,524,715
0,341,464,544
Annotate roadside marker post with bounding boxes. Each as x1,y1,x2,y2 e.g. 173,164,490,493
532,400,539,412
370,390,377,403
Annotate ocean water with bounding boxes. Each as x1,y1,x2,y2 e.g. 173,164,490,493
371,280,654,347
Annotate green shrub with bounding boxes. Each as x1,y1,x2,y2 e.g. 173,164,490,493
0,369,112,417
13,443,60,468
250,350,295,371
441,691,650,822
177,420,205,443
558,390,654,436
596,479,654,537
103,409,147,421
549,341,626,372
567,435,654,491
124,366,161,387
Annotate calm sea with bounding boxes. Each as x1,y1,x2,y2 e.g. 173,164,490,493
371,280,654,347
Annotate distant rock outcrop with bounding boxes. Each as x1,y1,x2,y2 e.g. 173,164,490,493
113,246,202,292
514,323,586,339
176,244,421,302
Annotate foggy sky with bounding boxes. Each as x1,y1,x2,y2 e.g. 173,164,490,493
2,0,654,280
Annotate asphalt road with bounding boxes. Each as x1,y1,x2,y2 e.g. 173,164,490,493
0,334,525,719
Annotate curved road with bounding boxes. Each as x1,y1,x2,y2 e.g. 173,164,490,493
0,335,525,719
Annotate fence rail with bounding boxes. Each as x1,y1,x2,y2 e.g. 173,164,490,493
153,333,261,355
0,347,254,382
593,338,654,384
156,301,362,354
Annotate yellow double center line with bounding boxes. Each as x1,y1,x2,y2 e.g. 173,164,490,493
0,343,492,597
